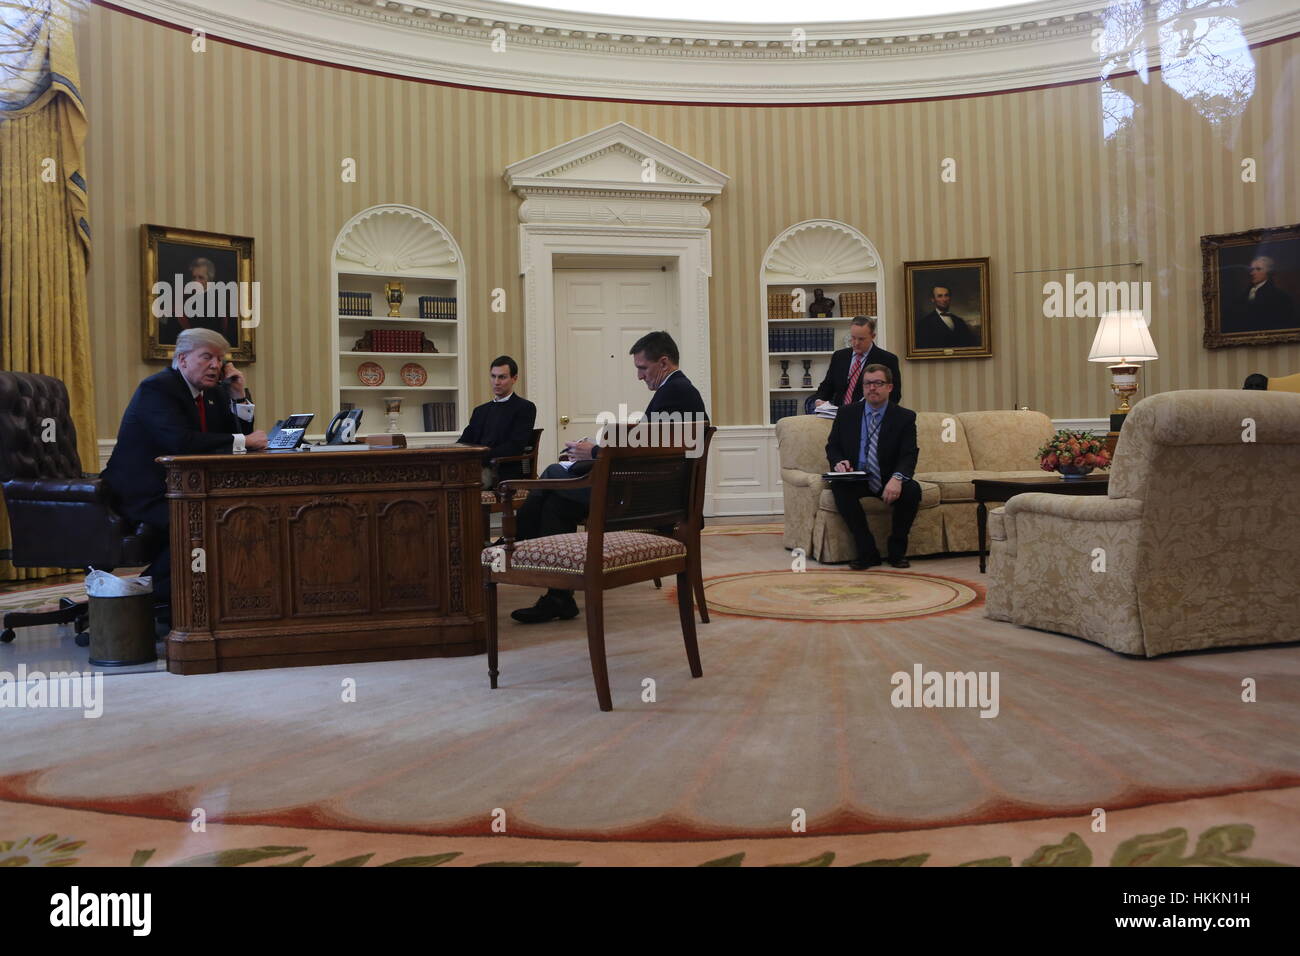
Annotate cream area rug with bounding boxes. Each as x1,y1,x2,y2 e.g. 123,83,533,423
2,533,1297,866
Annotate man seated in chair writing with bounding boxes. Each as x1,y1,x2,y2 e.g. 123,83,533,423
509,330,709,624
825,365,921,570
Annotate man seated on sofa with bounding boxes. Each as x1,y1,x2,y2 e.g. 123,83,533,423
825,364,920,569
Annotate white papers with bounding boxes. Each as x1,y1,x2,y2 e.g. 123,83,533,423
815,404,838,419
823,470,867,479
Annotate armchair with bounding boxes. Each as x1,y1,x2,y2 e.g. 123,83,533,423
481,427,543,542
987,389,1300,656
482,443,703,711
0,372,158,643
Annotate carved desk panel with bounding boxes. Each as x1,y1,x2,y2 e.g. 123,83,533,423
159,446,486,674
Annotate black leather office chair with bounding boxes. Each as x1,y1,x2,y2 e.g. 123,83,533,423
0,372,157,643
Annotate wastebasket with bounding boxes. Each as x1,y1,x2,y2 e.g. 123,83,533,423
87,592,158,667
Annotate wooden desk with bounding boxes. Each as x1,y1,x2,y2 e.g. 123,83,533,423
160,446,486,674
973,474,1110,573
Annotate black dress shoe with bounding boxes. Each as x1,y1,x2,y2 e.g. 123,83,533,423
887,556,911,568
510,592,580,624
849,557,882,571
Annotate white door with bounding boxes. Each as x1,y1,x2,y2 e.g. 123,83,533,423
554,269,675,448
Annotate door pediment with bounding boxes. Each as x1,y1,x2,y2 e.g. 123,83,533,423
505,122,727,206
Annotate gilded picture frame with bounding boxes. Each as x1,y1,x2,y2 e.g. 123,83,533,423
141,224,256,362
1201,223,1300,349
904,257,992,360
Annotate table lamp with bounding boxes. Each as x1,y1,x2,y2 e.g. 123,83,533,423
1089,310,1158,451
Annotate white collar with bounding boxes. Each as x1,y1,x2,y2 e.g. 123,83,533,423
178,370,202,399
492,392,514,403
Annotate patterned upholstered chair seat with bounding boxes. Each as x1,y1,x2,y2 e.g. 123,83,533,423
481,531,686,575
481,488,529,505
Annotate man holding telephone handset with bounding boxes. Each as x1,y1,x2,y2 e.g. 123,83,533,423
103,328,267,619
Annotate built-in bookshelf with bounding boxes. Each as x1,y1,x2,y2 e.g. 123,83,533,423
330,205,468,440
760,220,887,425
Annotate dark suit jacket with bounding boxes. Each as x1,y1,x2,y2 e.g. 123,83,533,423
1232,281,1297,332
826,401,919,482
458,393,538,480
578,369,709,475
814,344,902,405
102,367,255,529
915,311,978,349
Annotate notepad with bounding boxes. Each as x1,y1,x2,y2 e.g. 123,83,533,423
823,470,868,479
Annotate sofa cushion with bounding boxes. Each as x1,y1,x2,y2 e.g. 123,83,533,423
915,412,974,473
818,479,940,513
775,415,834,474
914,469,1055,502
957,410,1054,472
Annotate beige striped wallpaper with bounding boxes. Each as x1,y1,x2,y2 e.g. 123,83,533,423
78,6,1300,435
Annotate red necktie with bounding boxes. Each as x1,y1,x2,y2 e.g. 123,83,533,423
844,353,864,405
195,392,207,432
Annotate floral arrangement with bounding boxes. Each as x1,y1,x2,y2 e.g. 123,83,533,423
1038,429,1112,474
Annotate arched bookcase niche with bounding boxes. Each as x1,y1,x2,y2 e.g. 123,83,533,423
760,220,885,423
331,204,468,440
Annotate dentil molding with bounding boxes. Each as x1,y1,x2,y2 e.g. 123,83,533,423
100,0,1300,103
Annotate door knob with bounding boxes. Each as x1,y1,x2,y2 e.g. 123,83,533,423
560,415,570,425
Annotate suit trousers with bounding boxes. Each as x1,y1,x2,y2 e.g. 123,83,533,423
514,462,591,541
830,478,921,561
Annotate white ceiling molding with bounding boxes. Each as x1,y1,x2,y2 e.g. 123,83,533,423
105,0,1300,103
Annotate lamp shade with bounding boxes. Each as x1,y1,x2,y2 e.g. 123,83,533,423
1088,310,1158,363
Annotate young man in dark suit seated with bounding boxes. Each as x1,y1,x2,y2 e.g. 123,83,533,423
814,315,903,408
510,330,709,624
825,364,921,570
102,328,267,618
457,355,537,488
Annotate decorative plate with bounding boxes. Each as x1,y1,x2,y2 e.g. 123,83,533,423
357,361,385,387
400,363,428,387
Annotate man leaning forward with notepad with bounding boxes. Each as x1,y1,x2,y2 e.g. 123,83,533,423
824,364,921,570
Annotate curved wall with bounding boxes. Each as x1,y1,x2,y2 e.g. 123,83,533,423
81,4,1300,434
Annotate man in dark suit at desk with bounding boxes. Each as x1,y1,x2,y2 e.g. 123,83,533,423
915,285,978,349
510,330,709,624
457,355,537,488
825,365,921,570
102,328,266,618
814,315,902,408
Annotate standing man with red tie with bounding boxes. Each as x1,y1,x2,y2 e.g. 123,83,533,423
814,315,902,409
103,328,267,622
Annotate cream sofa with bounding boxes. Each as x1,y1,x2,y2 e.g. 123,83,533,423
777,409,1054,562
986,389,1300,656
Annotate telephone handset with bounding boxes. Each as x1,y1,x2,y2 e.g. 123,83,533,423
325,408,363,445
266,413,314,451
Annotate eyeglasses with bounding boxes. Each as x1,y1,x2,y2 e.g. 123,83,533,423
863,380,889,388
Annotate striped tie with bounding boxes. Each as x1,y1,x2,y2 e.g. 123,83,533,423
844,353,864,405
864,409,881,494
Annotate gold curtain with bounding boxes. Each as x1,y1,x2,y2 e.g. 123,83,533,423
1,0,96,580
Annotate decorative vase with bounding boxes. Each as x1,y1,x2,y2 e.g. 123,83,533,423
1054,463,1094,480
801,360,813,388
384,397,402,434
779,360,790,389
384,281,404,317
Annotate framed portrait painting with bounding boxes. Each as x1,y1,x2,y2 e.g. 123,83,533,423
1202,223,1300,348
904,257,992,359
141,224,256,362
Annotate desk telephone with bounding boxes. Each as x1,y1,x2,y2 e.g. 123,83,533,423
325,408,363,444
266,413,313,450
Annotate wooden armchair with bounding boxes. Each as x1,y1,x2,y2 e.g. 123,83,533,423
652,425,716,622
481,427,542,541
481,443,703,712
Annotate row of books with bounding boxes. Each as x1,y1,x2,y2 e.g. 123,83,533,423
367,329,424,352
422,401,457,432
339,291,373,315
419,296,457,319
769,328,836,352
769,398,802,423
767,290,878,319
